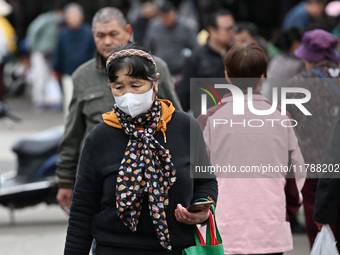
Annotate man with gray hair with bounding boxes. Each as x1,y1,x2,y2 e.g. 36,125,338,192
56,7,182,212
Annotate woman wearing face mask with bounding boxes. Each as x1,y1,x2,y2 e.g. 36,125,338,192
63,43,218,255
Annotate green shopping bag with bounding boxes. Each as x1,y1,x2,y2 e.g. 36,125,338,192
182,205,224,255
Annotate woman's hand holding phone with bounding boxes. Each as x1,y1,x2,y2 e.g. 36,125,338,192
186,200,214,212
174,203,210,225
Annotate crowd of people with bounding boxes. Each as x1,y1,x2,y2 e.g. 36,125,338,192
1,0,340,254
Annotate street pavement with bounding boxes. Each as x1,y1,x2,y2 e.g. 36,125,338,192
0,96,310,255
0,95,68,255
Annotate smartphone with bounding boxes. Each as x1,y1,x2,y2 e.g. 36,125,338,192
186,200,214,212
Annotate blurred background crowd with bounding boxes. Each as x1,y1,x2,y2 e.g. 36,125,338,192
0,0,340,253
1,0,340,112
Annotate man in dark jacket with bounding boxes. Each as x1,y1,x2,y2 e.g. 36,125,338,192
143,1,198,76
283,0,326,30
56,7,182,212
286,29,340,249
313,111,340,252
177,8,235,116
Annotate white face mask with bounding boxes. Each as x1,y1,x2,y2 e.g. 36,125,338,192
114,87,154,118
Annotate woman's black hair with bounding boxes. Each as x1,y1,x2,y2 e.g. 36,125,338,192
235,22,259,37
204,8,232,30
106,43,157,84
272,27,303,53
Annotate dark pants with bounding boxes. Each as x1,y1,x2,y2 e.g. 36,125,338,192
329,212,340,252
302,179,318,249
95,244,184,255
304,180,340,252
0,64,4,100
253,253,283,255
336,214,340,252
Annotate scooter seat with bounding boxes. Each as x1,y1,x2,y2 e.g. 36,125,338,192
0,175,58,207
12,125,64,156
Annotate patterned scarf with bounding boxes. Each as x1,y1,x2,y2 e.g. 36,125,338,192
114,98,177,250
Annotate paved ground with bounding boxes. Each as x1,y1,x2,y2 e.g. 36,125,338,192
0,96,311,255
0,95,68,255
0,204,68,255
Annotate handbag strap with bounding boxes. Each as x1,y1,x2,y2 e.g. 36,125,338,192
310,68,340,95
194,225,205,246
206,204,222,245
192,202,222,247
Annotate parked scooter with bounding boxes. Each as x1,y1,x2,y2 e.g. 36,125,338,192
0,101,63,223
